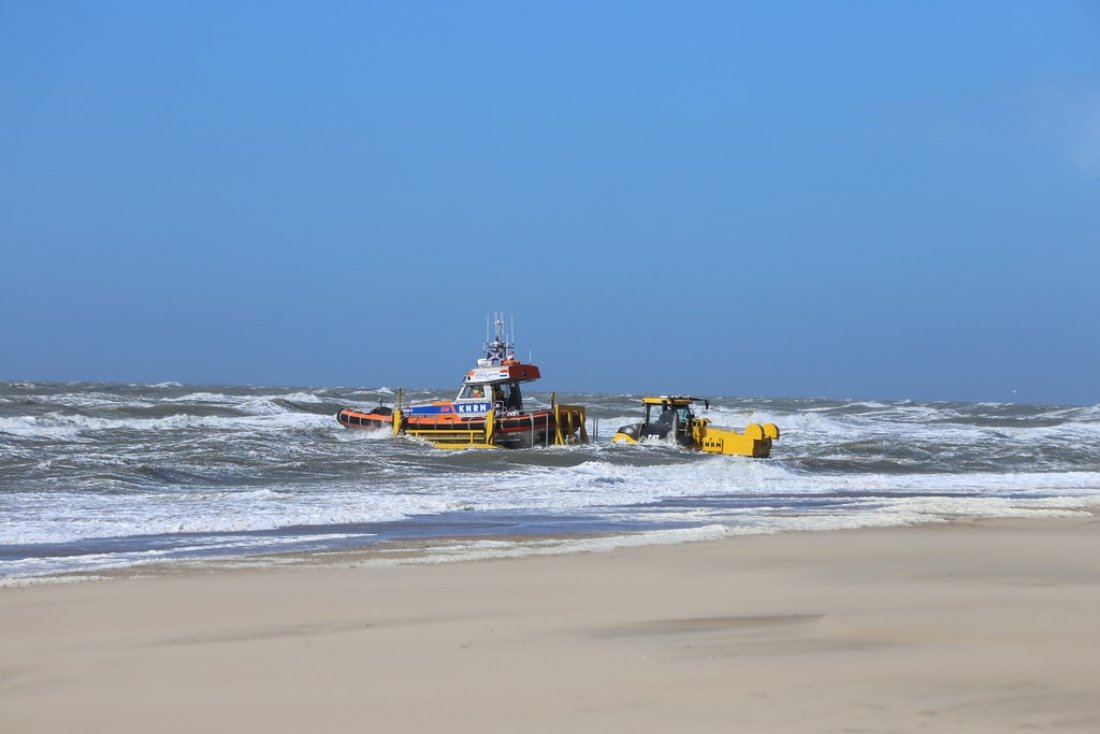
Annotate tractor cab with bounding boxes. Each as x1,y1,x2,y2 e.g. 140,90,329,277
613,396,705,447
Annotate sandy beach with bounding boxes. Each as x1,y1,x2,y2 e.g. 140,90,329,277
3,515,1100,733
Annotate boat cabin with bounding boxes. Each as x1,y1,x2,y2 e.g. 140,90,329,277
456,380,524,413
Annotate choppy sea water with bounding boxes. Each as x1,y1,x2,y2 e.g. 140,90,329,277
2,380,1099,583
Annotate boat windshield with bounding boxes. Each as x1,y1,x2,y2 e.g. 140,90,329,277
460,384,487,400
458,381,523,410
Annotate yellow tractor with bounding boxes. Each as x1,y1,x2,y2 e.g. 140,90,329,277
611,396,779,458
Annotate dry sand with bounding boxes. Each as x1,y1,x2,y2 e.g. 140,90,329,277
3,515,1100,733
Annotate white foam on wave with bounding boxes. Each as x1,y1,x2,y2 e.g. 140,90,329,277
711,400,1100,458
602,415,643,431
767,468,1100,497
359,495,1099,567
703,405,845,436
33,391,159,411
0,408,332,440
8,493,1097,583
7,428,1100,548
166,390,324,406
0,574,113,589
277,392,324,404
1,479,428,546
0,415,86,440
718,494,1097,532
335,425,395,442
164,391,329,416
168,392,236,403
0,531,376,585
366,524,736,566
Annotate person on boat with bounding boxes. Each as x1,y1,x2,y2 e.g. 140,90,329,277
470,386,484,399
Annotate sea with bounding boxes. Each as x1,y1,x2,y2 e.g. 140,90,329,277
2,380,1099,584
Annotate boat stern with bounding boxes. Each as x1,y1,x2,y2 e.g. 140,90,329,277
337,406,395,430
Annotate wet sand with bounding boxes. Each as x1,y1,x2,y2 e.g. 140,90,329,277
3,514,1100,733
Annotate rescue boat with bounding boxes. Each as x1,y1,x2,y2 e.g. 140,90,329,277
337,319,588,449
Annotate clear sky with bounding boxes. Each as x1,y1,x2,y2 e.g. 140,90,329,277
1,1,1097,404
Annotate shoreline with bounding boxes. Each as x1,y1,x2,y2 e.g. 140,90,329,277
7,495,1098,587
4,511,1100,732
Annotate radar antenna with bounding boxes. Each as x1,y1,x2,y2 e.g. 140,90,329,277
483,311,515,365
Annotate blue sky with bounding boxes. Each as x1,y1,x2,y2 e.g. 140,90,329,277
1,1,1098,404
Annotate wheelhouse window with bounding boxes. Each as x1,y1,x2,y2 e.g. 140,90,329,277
459,381,523,409
461,384,487,400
